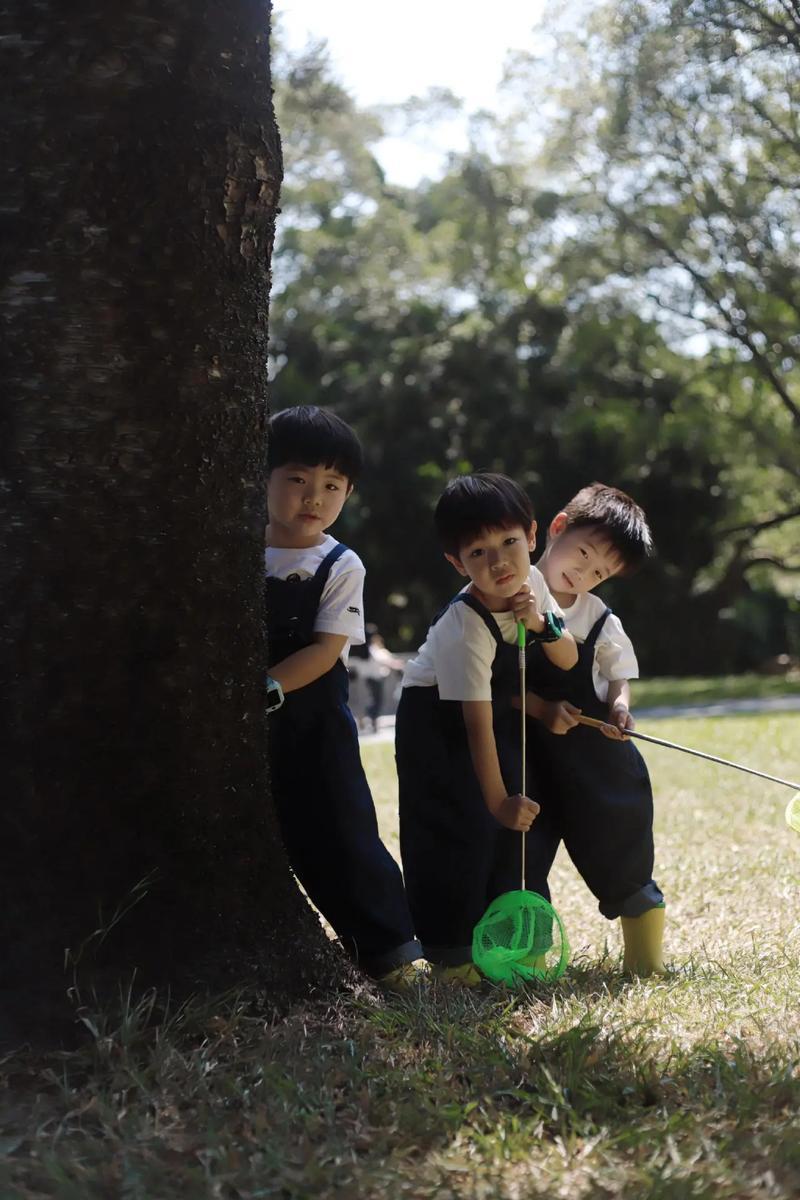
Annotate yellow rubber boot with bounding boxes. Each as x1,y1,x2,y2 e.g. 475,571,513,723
621,905,666,976
377,960,430,992
430,962,483,987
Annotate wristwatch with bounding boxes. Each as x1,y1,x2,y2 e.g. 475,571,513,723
266,674,285,713
527,611,565,643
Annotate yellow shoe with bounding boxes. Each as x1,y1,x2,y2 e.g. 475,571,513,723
621,906,666,976
430,962,483,987
376,959,429,992
519,954,549,973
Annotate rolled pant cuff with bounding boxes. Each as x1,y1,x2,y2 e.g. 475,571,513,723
362,939,423,979
421,944,473,967
600,881,664,920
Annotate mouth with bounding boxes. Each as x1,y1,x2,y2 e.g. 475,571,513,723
299,514,321,523
562,571,575,590
494,573,514,587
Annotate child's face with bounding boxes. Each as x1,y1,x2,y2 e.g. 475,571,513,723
538,516,624,605
267,462,352,548
446,523,537,610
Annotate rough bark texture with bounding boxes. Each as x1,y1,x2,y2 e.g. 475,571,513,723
1,0,340,1040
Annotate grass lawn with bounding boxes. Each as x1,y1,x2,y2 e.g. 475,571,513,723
633,672,800,710
3,712,800,1198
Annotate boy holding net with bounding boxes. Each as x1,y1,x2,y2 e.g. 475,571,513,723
521,483,666,975
396,473,578,985
265,405,422,988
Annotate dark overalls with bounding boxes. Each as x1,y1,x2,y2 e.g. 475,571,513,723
267,542,420,977
523,606,663,919
396,593,530,966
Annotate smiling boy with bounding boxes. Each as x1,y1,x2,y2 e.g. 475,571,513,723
265,406,422,988
395,472,577,984
522,482,667,975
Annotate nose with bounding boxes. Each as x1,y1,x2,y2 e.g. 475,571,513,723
303,487,323,509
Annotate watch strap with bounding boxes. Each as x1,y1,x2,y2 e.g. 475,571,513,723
526,611,565,643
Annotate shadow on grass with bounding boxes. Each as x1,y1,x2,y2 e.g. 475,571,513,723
1,974,799,1198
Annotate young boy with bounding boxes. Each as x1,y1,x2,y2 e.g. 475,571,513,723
265,405,422,986
396,473,578,985
521,482,666,975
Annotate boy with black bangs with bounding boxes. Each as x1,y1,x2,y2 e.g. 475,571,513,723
265,406,422,988
396,472,578,985
522,482,666,975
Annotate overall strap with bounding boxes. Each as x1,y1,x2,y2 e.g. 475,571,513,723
584,606,612,653
452,591,504,647
313,541,349,590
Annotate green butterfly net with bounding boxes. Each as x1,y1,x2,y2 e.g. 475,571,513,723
472,889,569,985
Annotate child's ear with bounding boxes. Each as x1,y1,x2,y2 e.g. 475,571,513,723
527,520,538,552
345,483,354,499
444,551,469,578
549,511,569,538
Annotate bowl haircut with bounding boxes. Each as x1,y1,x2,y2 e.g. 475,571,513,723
558,482,653,575
435,472,534,558
267,405,363,484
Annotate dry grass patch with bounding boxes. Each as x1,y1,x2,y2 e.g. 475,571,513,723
1,712,799,1198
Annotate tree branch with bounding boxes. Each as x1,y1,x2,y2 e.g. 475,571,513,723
720,506,800,536
608,201,800,425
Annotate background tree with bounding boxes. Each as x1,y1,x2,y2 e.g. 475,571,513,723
270,18,799,673
512,0,800,660
1,0,337,1040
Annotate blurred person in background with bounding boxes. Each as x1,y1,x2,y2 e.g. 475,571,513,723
350,624,405,733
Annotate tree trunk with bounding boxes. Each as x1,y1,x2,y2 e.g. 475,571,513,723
1,0,338,1040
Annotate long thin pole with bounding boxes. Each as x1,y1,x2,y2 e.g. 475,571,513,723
518,621,527,890
576,714,800,791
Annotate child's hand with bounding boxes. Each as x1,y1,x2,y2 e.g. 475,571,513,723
602,701,634,740
540,699,581,735
494,793,539,832
509,585,545,634
511,693,580,733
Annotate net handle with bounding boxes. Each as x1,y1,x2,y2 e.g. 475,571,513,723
575,714,800,791
518,620,526,890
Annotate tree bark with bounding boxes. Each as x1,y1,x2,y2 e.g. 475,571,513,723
1,0,339,1040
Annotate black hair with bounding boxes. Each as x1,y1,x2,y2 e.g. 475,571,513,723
560,482,653,574
434,472,534,557
267,405,363,483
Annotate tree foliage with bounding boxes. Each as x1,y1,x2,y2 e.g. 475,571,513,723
270,13,799,673
527,0,800,585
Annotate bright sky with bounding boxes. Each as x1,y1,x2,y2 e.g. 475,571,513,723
275,0,547,184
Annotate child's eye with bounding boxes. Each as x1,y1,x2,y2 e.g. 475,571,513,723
469,548,484,559
503,537,519,546
325,483,340,491
580,547,588,558
288,475,305,484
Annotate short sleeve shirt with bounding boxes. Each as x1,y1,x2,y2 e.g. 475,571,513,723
557,591,638,701
265,534,365,661
402,567,562,701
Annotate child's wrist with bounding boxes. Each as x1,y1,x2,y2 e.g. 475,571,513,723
527,612,565,642
484,789,509,818
526,611,545,634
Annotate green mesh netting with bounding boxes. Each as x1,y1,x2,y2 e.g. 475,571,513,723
786,792,800,835
472,890,569,985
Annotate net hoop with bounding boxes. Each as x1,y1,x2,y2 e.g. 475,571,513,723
473,889,569,985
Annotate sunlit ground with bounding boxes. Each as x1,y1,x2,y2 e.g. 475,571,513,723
3,712,799,1199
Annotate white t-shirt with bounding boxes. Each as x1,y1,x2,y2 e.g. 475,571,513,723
265,534,365,661
402,566,562,702
557,590,638,701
